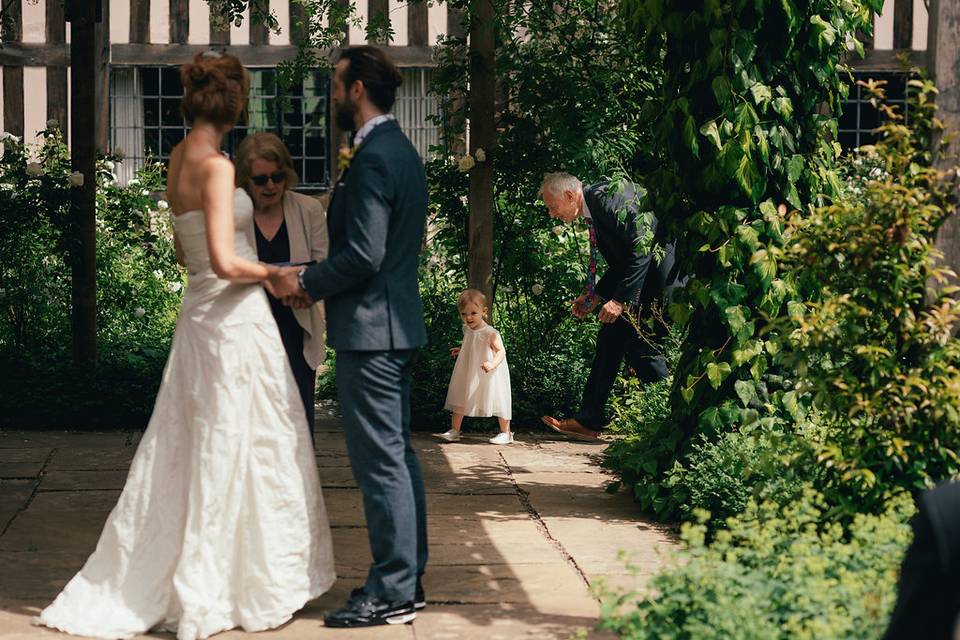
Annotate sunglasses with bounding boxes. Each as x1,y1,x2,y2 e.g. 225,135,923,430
250,172,286,187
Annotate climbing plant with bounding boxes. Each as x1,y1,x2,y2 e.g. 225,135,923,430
615,0,881,518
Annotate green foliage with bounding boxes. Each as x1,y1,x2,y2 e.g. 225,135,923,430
613,0,880,519
598,488,914,639
776,77,960,514
0,125,183,427
400,0,660,427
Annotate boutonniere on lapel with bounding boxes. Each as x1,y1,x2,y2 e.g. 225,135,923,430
337,145,356,180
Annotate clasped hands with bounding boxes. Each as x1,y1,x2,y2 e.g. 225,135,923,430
570,294,623,323
264,266,313,309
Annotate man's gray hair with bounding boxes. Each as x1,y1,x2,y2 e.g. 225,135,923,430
541,172,582,197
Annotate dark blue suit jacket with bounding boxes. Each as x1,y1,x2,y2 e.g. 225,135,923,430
301,119,428,351
585,181,676,307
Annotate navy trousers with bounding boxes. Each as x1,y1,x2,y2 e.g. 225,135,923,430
574,313,668,431
335,349,428,603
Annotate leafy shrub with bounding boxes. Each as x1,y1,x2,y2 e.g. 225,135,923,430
777,77,960,514
598,488,914,639
0,124,182,427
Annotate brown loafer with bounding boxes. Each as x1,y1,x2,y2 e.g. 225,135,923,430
540,416,601,442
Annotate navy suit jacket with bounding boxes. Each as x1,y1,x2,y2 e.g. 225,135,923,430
584,181,675,308
301,119,428,351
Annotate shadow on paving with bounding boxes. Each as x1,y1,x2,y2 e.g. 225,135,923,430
0,415,674,639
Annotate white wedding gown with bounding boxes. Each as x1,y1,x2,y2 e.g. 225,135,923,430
36,188,336,640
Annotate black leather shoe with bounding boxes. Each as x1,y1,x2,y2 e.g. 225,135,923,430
323,594,416,628
415,577,426,610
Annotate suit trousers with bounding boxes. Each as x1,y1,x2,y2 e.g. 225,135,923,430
336,349,429,603
575,313,668,431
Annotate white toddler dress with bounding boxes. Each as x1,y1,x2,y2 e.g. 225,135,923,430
444,324,512,420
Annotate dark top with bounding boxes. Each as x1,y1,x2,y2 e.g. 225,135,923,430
255,219,301,338
584,181,676,307
301,119,428,351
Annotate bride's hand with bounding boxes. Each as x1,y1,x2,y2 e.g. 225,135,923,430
265,265,303,299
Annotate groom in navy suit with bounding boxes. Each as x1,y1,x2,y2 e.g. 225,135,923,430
267,46,428,627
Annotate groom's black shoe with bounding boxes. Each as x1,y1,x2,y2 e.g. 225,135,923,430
415,577,426,610
323,593,416,628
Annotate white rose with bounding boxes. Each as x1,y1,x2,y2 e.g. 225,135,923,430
167,282,183,293
157,199,169,211
128,178,141,187
552,225,564,236
531,283,544,296
26,162,43,177
46,119,60,129
133,307,146,318
153,269,164,279
103,160,115,171
141,189,150,196
457,155,476,172
0,131,19,144
475,148,486,162
68,171,84,187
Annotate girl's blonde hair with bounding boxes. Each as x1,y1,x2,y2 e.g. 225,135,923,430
458,289,487,313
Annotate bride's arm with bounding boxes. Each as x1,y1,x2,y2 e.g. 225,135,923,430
202,156,277,283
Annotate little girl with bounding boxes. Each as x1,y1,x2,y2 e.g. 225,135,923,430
437,289,513,444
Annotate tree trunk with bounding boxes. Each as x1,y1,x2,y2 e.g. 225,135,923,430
929,0,960,295
70,0,98,364
467,0,495,304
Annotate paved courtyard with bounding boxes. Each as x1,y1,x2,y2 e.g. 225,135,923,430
0,413,676,639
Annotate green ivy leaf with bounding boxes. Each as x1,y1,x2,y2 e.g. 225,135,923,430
787,155,805,182
735,380,760,407
725,305,747,334
683,116,700,159
712,76,733,108
706,362,732,389
749,83,772,108
700,120,722,150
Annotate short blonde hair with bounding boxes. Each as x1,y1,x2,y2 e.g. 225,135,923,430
541,172,582,198
235,132,299,192
458,289,487,312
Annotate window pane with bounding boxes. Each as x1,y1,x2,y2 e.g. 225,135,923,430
161,98,183,127
161,67,182,96
305,129,326,157
141,68,159,97
304,159,326,184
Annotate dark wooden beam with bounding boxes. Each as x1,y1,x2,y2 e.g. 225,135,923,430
468,0,495,303
108,43,437,67
337,0,350,45
2,0,22,138
289,0,306,44
170,0,189,44
0,42,70,66
852,48,925,71
1,0,21,41
250,11,268,45
96,0,110,152
129,0,150,44
893,0,913,50
210,4,230,45
367,0,387,44
447,6,465,39
46,0,68,134
408,1,428,46
71,0,99,364
2,67,24,138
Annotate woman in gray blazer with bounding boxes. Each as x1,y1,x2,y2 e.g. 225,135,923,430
236,132,328,435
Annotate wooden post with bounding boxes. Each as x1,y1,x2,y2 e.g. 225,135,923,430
467,0,495,303
69,0,98,364
2,0,23,139
928,0,960,291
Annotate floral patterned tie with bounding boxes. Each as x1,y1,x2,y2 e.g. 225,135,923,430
585,216,598,308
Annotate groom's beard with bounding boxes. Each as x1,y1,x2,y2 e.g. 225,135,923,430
335,99,358,134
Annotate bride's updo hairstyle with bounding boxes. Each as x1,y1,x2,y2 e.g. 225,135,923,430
180,51,249,128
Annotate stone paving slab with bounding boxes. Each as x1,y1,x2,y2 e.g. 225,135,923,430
0,426,676,639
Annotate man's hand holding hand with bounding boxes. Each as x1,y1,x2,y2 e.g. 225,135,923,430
598,299,624,324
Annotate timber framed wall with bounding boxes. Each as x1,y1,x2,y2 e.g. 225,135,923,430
0,0,452,189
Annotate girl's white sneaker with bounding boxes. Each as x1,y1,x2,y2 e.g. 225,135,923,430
434,430,462,442
488,432,514,445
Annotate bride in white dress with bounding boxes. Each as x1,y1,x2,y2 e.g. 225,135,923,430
35,52,336,640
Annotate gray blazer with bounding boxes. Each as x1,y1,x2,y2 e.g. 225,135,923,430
247,190,329,368
301,119,427,351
